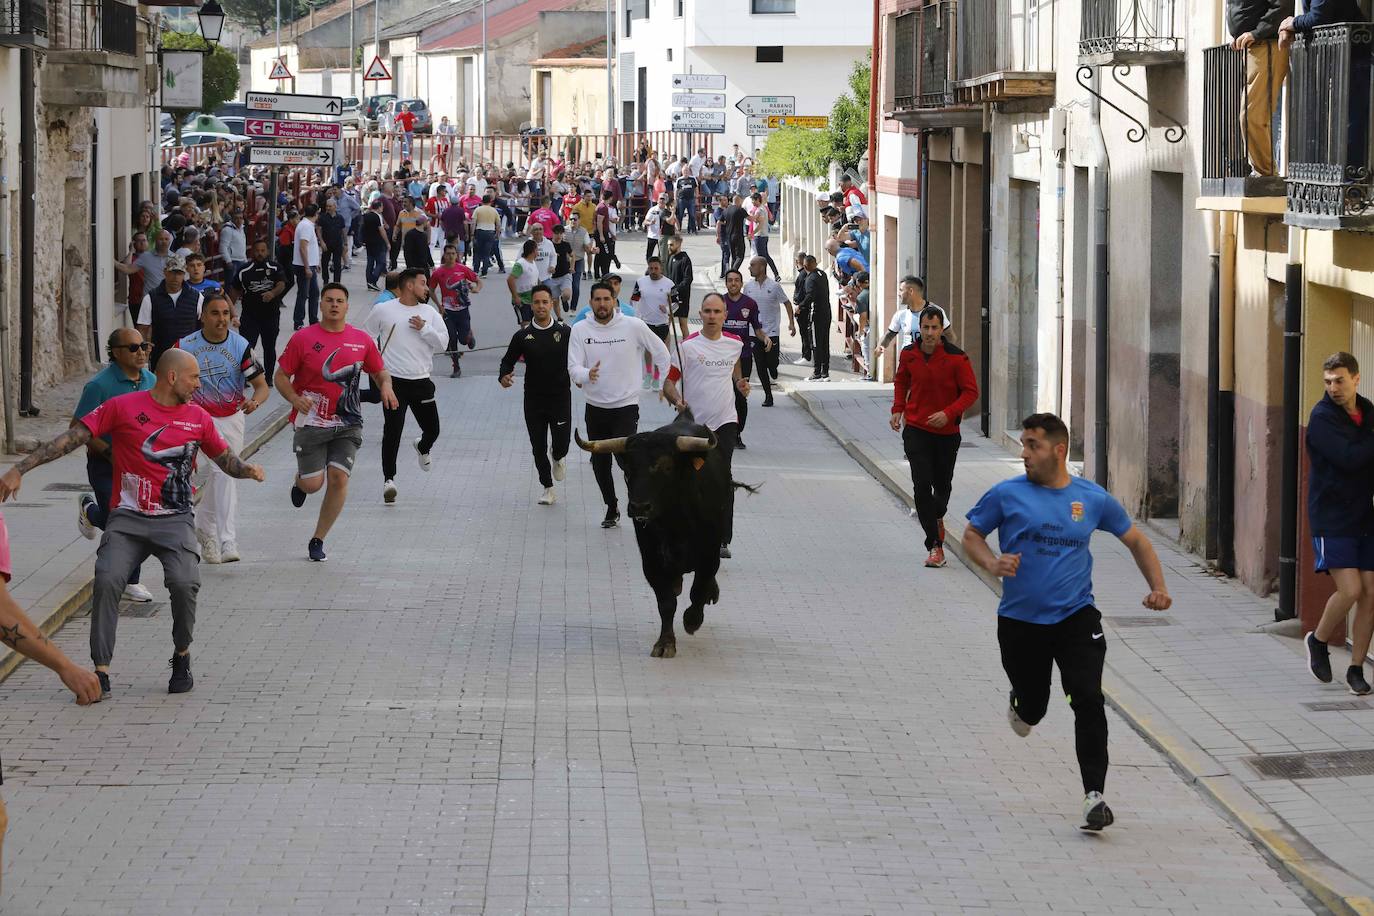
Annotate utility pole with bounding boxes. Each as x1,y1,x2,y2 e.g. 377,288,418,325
605,0,614,138
350,0,357,101
480,0,487,134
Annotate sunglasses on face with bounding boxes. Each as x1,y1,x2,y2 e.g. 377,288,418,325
117,342,153,353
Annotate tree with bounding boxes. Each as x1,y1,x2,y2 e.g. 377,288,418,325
222,0,310,36
755,126,831,180
160,31,241,143
827,53,871,174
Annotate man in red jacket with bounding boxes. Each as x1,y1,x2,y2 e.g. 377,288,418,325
890,306,979,567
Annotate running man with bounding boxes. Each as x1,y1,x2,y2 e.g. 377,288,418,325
722,268,772,448
962,412,1170,832
742,256,794,408
276,283,397,561
663,291,749,558
890,305,979,568
499,285,571,506
430,245,482,378
630,256,675,342
363,268,447,504
508,239,540,326
0,350,266,696
569,280,670,528
879,276,952,364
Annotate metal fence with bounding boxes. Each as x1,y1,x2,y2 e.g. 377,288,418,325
48,0,135,54
956,0,1047,80
894,2,957,110
0,0,48,45
1200,43,1250,193
1079,0,1181,59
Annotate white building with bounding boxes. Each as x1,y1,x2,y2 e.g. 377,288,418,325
614,0,871,152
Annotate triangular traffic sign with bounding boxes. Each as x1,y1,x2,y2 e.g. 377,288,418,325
269,58,292,81
363,55,391,81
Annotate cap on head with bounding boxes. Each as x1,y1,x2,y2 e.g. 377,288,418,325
164,254,187,273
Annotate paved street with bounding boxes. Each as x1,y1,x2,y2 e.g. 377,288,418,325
0,235,1317,914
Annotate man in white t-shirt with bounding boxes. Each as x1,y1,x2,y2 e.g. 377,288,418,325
630,257,675,341
642,194,675,263
529,222,556,282
742,255,794,407
663,291,748,558
292,203,322,330
879,276,951,365
688,148,706,179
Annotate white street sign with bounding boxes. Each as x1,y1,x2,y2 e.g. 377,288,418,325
671,110,726,129
246,145,337,167
671,91,726,109
735,95,795,117
671,73,725,90
245,91,344,117
746,116,772,137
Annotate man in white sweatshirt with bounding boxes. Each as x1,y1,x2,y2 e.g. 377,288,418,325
363,267,448,504
568,280,671,528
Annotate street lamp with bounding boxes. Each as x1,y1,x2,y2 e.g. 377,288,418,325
197,0,225,45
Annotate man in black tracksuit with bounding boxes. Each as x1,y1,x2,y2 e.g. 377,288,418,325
402,214,435,279
665,234,694,341
793,250,812,362
799,254,830,379
499,284,571,506
1303,350,1374,695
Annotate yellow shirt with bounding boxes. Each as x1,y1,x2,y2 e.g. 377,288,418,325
572,200,598,231
473,205,501,231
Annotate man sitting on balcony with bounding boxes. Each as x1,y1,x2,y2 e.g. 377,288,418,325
1228,0,1295,177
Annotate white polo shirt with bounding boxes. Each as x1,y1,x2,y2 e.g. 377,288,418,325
741,277,790,338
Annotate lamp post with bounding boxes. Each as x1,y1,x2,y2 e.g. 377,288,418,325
197,0,225,44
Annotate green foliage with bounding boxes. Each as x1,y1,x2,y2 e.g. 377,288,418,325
161,31,241,141
221,0,309,36
757,53,871,179
756,127,832,179
827,54,871,173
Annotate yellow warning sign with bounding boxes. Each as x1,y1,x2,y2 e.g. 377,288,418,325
766,115,828,129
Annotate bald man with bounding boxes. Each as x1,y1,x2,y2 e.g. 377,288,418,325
0,349,266,698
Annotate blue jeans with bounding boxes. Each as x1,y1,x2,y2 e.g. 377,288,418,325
85,455,141,586
571,260,584,310
474,228,503,273
366,245,387,286
676,194,697,232
293,265,319,327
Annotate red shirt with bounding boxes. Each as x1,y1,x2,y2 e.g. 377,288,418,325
843,186,868,209
430,263,479,311
80,390,228,516
277,323,384,428
561,192,579,221
395,110,417,133
892,340,979,435
527,207,559,236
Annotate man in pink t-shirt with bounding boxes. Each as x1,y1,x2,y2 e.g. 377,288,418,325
0,350,265,698
526,199,560,238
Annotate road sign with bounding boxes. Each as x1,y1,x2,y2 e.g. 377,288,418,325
246,145,337,167
671,110,726,133
671,91,725,109
245,118,342,141
767,115,829,129
245,91,344,117
363,55,391,81
268,58,292,81
671,73,725,90
746,116,772,137
735,95,795,117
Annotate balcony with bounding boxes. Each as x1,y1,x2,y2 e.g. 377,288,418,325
953,0,1054,107
1200,43,1284,202
41,0,144,109
1078,0,1183,67
1285,23,1374,231
0,0,48,48
890,2,981,128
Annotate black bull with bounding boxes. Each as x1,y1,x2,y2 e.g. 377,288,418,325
576,409,756,658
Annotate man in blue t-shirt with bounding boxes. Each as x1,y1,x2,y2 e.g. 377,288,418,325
962,412,1171,833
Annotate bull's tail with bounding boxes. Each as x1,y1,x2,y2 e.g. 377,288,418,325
731,480,762,496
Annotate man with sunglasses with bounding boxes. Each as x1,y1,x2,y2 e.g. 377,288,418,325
73,328,157,602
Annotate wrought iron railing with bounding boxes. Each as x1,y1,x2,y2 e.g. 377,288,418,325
956,0,1048,81
49,0,135,55
0,0,48,46
1201,43,1250,191
893,2,957,110
1079,0,1182,59
894,9,917,109
1286,22,1374,228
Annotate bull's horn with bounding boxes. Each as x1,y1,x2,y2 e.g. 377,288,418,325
575,430,628,454
675,435,716,453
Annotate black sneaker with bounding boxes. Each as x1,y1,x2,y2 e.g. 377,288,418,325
291,484,307,508
736,437,747,450
168,654,193,694
601,506,620,529
1307,631,1333,683
719,544,731,559
97,671,111,699
308,538,327,562
1348,665,1372,696
1080,792,1114,832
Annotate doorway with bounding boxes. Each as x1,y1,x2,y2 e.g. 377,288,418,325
1146,171,1183,517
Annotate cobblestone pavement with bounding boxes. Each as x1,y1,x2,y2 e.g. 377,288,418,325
0,234,1316,913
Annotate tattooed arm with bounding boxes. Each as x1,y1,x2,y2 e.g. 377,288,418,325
210,449,267,482
0,582,102,704
0,425,93,501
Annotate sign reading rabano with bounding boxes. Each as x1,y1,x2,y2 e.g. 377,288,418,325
161,51,204,110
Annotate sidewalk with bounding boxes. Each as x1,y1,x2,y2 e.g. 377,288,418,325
793,381,1374,914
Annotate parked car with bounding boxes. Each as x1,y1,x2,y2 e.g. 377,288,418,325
162,131,250,148
385,98,432,134
342,96,360,118
358,94,396,132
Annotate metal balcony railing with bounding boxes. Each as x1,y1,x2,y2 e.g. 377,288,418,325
1201,43,1284,196
894,9,917,109
49,0,136,55
1079,0,1183,63
1286,22,1374,229
956,0,1049,81
893,2,957,111
0,0,48,47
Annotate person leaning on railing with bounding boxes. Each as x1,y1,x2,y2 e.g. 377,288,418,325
1280,0,1371,170
1227,0,1294,178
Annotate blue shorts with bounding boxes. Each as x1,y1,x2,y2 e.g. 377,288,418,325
1313,535,1374,573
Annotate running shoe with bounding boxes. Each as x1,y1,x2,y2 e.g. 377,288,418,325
77,493,98,540
201,539,222,565
1348,665,1372,696
220,541,240,563
736,437,747,450
97,671,110,699
763,396,774,407
1007,692,1032,737
553,459,566,482
167,653,194,694
1080,792,1114,832
807,374,822,381
291,484,308,508
383,479,398,504
366,283,380,291
601,506,620,529
308,538,327,562
908,507,919,519
925,546,946,568
538,487,556,506
1306,631,1333,683
719,544,732,559
414,438,432,472
124,583,154,603
450,366,461,378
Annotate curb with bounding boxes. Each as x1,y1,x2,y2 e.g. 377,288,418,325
0,406,291,685
791,388,1374,915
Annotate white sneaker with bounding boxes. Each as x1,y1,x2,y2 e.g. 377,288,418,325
413,438,432,471
1007,695,1032,738
201,539,222,564
383,479,398,504
537,487,557,506
220,541,240,563
552,459,566,482
123,583,154,603
76,493,97,540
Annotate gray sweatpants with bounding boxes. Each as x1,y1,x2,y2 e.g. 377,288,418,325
91,510,200,667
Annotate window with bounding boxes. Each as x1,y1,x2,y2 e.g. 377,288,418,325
756,45,784,62
751,0,795,12
676,0,684,15
625,9,632,36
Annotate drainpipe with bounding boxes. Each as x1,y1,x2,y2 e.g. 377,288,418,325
89,117,99,363
979,104,992,437
1218,213,1237,574
0,116,14,453
868,6,879,187
1277,227,1304,621
918,130,928,281
1053,114,1066,418
19,48,35,417
1086,67,1111,486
